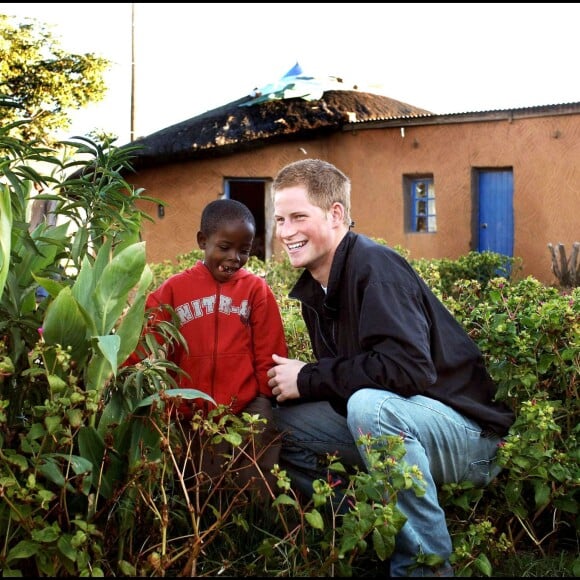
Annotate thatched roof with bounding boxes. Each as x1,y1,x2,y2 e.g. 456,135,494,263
126,65,433,168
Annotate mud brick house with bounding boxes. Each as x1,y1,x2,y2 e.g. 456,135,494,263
122,63,580,284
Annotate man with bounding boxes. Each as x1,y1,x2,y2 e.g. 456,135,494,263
267,158,514,577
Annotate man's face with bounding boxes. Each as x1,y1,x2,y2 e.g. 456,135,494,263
274,185,335,275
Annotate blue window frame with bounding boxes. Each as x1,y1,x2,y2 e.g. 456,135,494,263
410,178,436,233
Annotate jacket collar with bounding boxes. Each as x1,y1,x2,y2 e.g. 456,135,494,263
290,231,357,314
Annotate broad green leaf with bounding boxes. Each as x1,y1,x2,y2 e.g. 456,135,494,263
38,457,66,487
96,242,146,334
115,264,153,364
3,450,28,472
97,388,127,438
42,286,89,364
78,425,106,468
553,497,578,513
474,553,492,577
45,415,62,435
372,527,388,560
96,334,121,378
0,184,13,297
272,494,298,507
72,254,96,313
86,348,113,393
125,414,162,467
223,431,242,446
6,540,39,562
537,353,555,373
137,388,216,409
70,223,89,265
533,480,551,508
31,274,66,298
27,422,46,440
118,560,137,576
512,456,531,470
16,222,69,280
392,508,407,531
548,463,570,483
57,535,76,562
92,237,114,285
47,374,67,394
340,534,359,554
32,524,61,543
66,408,84,428
305,508,324,530
42,453,94,497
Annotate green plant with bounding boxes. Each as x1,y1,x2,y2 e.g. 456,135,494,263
1,123,578,576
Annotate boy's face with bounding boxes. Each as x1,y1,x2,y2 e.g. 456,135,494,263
197,219,254,283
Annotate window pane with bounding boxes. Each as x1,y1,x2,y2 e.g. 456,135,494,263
408,177,435,233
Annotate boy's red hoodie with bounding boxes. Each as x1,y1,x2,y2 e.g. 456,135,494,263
125,261,288,417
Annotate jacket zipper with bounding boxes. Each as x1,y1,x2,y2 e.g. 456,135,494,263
302,301,337,357
211,283,220,401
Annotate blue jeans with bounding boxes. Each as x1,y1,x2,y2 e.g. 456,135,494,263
273,391,503,577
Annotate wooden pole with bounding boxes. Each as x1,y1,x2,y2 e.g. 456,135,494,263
130,3,136,142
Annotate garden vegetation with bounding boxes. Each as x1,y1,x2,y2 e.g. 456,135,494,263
0,132,578,577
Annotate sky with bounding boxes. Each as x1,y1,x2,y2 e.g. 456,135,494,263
2,2,579,145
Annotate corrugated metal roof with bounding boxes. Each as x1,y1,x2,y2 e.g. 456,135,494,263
343,101,580,130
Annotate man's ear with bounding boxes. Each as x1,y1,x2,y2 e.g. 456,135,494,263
330,202,345,226
197,231,206,249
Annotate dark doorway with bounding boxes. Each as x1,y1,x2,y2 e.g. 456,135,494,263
225,179,266,261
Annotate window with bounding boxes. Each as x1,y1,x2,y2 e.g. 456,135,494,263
409,177,436,233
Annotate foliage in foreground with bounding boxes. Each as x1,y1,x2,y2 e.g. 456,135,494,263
0,132,578,576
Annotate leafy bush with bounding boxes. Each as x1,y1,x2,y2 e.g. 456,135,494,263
0,131,578,576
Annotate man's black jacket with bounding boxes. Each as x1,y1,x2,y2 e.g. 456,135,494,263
291,231,515,437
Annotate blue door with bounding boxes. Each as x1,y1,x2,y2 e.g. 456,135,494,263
477,170,514,262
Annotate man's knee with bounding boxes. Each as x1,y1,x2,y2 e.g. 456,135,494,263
347,389,406,438
346,389,369,421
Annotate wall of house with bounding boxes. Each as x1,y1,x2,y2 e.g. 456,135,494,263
129,113,580,284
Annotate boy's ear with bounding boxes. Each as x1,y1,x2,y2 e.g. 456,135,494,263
197,231,206,249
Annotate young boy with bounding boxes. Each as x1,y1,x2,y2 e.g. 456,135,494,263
130,198,288,496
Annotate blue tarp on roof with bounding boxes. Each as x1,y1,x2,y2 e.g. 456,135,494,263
241,62,360,107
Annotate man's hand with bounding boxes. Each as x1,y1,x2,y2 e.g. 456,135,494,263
267,353,306,402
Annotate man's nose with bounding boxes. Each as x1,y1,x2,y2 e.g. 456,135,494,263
276,220,293,238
